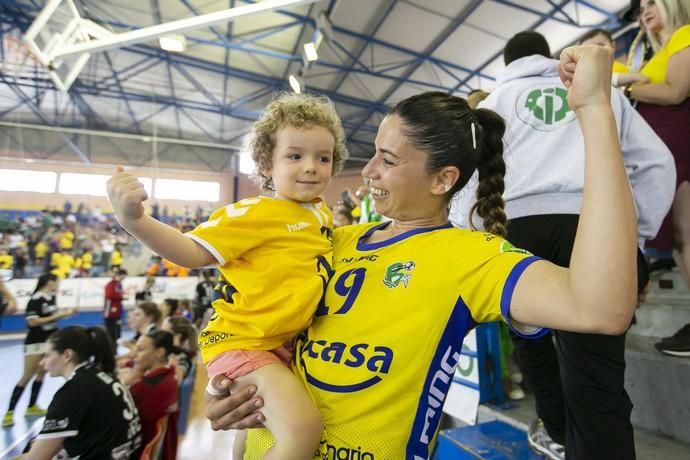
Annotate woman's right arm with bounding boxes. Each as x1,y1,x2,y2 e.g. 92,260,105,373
106,167,215,268
509,45,637,335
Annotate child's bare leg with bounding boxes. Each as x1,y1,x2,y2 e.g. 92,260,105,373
229,364,322,460
233,430,247,460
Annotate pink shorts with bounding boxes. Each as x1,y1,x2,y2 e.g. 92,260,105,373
206,345,293,380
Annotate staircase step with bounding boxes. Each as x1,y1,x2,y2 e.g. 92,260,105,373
625,333,690,444
631,301,690,338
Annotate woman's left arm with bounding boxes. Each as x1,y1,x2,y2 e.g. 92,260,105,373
630,47,690,105
23,437,65,459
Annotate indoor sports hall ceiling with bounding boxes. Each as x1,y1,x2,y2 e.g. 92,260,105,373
0,0,632,172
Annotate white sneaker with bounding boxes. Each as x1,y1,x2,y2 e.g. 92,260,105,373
527,419,565,460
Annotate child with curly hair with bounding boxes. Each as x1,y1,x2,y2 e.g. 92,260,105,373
107,93,348,459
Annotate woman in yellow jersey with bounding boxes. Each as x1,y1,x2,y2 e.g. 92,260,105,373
627,0,690,354
107,93,348,460
207,46,639,460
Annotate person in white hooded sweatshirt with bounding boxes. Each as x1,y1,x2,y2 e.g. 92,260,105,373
451,32,675,460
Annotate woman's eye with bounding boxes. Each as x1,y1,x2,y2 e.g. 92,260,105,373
383,158,394,166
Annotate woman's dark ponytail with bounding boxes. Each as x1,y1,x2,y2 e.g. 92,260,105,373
469,108,508,237
32,273,58,294
87,327,116,374
49,326,116,374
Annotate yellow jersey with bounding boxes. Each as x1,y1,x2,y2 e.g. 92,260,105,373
186,196,333,363
60,231,74,250
0,254,13,269
111,250,122,266
612,60,629,75
245,222,545,459
641,25,690,96
34,242,48,258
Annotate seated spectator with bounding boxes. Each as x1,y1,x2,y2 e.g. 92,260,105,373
110,244,123,271
0,246,13,270
159,298,178,321
34,239,48,266
161,316,197,383
130,330,179,460
578,28,649,87
178,299,193,321
21,326,142,459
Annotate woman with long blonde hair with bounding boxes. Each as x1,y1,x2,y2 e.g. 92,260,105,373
626,0,690,356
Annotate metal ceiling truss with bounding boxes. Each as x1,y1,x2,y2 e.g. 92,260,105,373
0,0,625,168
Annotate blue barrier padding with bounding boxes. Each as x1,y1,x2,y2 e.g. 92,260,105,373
475,322,504,405
433,421,541,460
0,311,132,333
177,363,197,435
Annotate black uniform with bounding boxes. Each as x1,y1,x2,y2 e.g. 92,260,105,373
134,288,152,304
37,363,142,460
25,292,59,351
194,279,214,321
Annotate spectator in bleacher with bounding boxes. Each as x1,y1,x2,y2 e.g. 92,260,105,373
130,330,179,460
13,246,28,278
3,274,75,428
110,244,123,271
33,238,48,267
74,248,93,277
59,228,74,251
451,31,675,460
178,299,193,321
625,0,690,356
130,301,161,341
0,246,13,270
100,234,115,271
103,268,127,345
135,276,156,305
194,269,214,325
0,278,18,316
21,326,142,459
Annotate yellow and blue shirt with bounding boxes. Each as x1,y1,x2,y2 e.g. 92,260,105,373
246,221,545,459
185,196,333,364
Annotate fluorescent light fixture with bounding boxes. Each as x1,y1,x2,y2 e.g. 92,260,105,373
288,74,302,93
159,34,187,52
303,41,318,61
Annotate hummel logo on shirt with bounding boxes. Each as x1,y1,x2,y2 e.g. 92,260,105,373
287,222,311,232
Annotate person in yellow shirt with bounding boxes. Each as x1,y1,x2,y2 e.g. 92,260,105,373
107,93,348,459
110,245,122,271
52,251,75,279
0,247,13,270
59,230,74,250
34,240,48,265
627,0,690,356
79,250,93,277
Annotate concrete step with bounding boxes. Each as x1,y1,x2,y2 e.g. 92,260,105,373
624,333,690,445
631,301,690,338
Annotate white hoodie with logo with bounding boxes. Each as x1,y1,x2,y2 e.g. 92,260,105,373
450,55,676,244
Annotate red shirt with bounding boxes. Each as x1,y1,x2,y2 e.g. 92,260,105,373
103,279,124,319
130,366,178,460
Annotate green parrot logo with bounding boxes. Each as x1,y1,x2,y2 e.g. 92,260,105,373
383,261,416,289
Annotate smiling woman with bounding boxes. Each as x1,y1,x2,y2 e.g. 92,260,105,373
208,45,639,460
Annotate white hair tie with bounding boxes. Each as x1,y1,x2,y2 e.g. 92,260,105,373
470,122,477,150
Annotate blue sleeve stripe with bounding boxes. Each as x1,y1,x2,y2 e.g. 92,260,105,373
500,256,550,339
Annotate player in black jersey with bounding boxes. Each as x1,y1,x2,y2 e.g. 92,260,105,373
23,326,142,459
3,274,74,428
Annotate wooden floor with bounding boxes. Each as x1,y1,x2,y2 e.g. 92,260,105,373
178,364,237,460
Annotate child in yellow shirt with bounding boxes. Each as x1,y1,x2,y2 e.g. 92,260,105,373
107,93,348,459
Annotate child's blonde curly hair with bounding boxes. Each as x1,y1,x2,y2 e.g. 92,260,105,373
249,92,348,192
